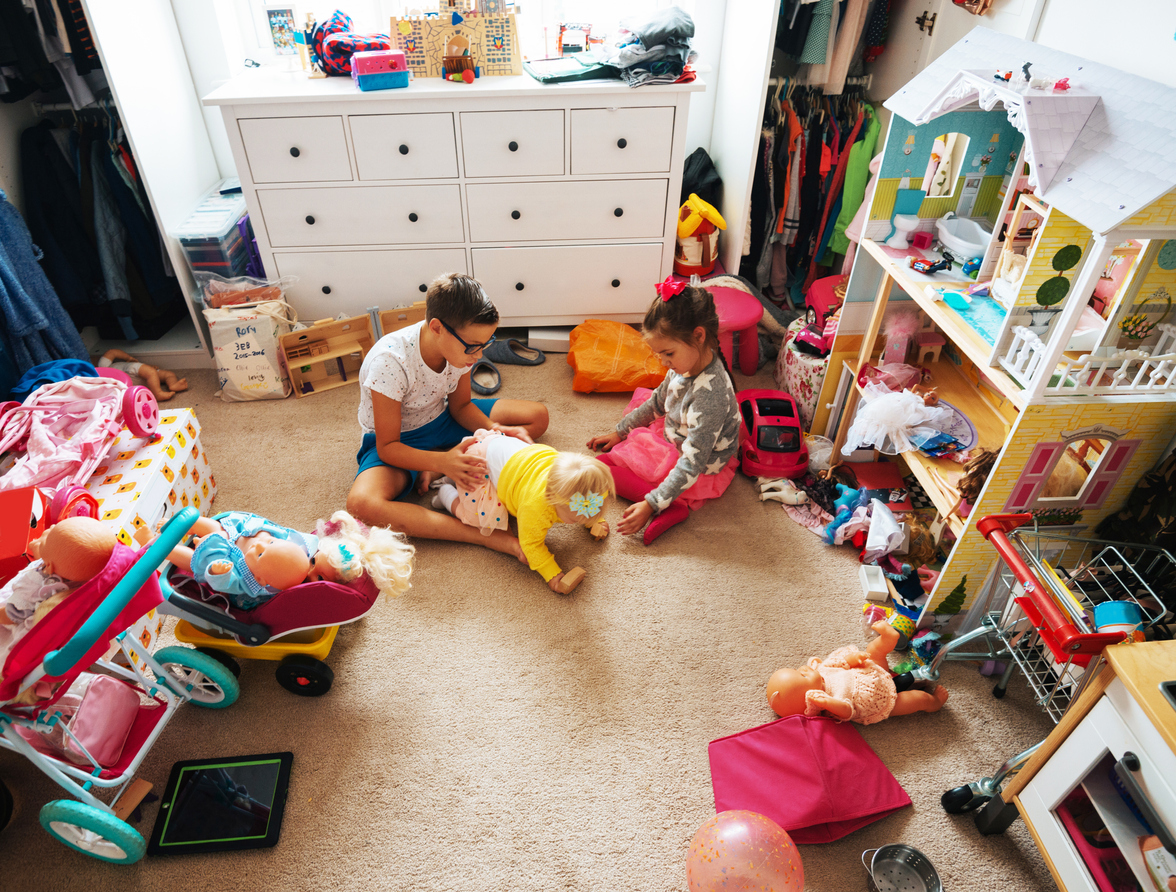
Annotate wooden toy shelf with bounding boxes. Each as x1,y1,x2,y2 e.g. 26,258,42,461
280,315,374,398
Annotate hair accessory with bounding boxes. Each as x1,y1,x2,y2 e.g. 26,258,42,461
333,543,361,581
655,276,686,302
568,491,605,518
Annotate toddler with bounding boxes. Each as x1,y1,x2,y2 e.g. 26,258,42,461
434,430,613,594
587,278,741,544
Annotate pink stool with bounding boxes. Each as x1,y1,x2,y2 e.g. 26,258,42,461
916,330,946,364
710,286,762,375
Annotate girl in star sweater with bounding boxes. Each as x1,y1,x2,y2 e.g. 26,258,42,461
587,279,741,544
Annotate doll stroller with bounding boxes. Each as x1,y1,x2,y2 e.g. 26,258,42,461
161,561,383,697
0,375,161,522
0,508,240,864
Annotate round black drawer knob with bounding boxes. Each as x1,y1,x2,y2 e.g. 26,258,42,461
322,285,331,295
399,144,409,155
305,215,315,225
419,283,428,293
614,208,624,217
515,282,524,291
511,210,521,220
611,279,620,288
508,141,519,152
408,212,419,222
289,146,300,157
617,138,627,149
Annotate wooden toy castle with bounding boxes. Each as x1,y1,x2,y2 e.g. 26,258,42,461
391,1,521,78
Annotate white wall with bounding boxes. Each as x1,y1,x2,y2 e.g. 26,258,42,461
1035,0,1176,88
0,98,40,214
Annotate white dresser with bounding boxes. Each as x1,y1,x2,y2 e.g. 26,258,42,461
203,70,703,326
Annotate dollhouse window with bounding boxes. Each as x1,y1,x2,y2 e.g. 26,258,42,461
1005,435,1140,512
920,133,970,198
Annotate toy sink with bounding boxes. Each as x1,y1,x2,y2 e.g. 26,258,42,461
936,212,992,260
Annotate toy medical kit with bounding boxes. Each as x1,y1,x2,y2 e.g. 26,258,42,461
351,49,409,91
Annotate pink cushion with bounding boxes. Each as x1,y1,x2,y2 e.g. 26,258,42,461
916,332,946,346
708,715,911,844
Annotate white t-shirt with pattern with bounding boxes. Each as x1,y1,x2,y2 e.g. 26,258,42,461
358,321,463,434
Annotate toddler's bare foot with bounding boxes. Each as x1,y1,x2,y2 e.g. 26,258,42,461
934,685,950,707
416,470,437,495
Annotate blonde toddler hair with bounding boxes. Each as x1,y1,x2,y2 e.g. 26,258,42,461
315,511,415,599
545,452,615,508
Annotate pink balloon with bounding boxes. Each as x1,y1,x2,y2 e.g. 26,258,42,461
686,810,804,892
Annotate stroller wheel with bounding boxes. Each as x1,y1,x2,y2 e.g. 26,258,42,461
276,655,334,696
122,386,159,438
40,800,145,864
50,485,100,523
196,647,242,678
153,646,240,708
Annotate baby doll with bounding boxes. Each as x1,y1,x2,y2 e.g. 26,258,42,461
434,430,613,594
166,512,319,610
163,510,415,608
765,621,949,725
100,348,188,402
0,517,117,671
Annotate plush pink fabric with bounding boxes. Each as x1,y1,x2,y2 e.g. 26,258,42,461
708,715,911,844
607,388,737,510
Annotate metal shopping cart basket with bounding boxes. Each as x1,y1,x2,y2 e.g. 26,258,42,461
923,513,1176,829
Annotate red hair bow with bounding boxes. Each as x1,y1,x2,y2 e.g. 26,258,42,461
655,276,686,301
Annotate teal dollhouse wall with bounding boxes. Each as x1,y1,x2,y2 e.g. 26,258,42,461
869,109,1025,226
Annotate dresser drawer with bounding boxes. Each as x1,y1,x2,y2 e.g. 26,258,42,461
273,248,468,319
239,116,352,183
571,107,675,174
466,179,667,243
472,244,663,319
349,113,459,180
459,110,564,177
258,185,464,247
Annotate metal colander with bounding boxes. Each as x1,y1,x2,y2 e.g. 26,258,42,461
862,845,943,892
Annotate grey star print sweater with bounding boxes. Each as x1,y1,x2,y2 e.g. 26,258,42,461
615,353,741,513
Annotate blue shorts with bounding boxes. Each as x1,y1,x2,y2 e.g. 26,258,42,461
355,398,497,499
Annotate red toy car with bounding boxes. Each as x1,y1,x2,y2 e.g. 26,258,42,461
736,389,809,479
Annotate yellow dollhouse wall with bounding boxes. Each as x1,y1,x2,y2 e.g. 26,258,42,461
924,398,1176,624
1013,209,1092,309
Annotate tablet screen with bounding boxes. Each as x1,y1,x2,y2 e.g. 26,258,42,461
148,752,292,855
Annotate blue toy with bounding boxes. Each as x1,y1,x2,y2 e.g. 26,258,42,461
962,256,982,279
823,485,865,545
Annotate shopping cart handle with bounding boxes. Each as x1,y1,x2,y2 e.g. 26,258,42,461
43,507,200,677
976,513,1034,539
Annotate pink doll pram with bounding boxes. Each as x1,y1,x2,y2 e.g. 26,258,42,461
164,564,382,697
0,376,161,522
0,508,239,865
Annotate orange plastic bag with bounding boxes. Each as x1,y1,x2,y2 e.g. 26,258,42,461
566,320,668,393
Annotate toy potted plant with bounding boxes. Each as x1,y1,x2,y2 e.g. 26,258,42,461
1028,244,1082,335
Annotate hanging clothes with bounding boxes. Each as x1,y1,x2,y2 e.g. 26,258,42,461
829,106,881,256
0,189,89,373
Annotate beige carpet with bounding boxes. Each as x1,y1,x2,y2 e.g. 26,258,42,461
0,353,1057,891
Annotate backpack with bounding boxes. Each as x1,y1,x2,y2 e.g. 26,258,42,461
311,10,392,76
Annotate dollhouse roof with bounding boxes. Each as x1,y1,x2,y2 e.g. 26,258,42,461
884,27,1176,235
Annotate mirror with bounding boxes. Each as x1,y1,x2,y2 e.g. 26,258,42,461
921,133,970,198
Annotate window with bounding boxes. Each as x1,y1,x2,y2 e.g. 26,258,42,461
920,133,970,198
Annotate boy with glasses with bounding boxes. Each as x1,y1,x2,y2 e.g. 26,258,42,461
348,273,548,559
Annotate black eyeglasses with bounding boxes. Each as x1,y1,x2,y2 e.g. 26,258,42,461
439,319,496,355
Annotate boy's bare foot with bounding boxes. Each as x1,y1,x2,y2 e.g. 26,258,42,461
416,470,437,495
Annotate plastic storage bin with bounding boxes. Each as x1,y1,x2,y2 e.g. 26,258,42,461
351,49,409,91
174,184,249,276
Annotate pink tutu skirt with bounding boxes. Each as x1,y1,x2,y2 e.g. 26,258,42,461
451,430,509,536
607,388,737,510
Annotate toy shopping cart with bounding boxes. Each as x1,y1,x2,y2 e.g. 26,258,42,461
926,513,1176,825
0,508,240,864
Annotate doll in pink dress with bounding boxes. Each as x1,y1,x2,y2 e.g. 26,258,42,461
766,621,949,725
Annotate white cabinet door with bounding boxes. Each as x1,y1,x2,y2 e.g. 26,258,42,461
239,117,353,183
466,179,668,242
273,248,468,319
571,107,674,174
459,110,564,177
258,185,464,247
473,243,663,321
349,113,459,180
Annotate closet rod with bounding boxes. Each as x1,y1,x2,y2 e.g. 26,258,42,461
767,74,872,90
31,100,105,116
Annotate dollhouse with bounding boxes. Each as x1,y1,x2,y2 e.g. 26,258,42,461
821,27,1176,632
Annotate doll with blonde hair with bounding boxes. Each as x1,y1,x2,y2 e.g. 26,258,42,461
310,510,414,599
434,430,614,593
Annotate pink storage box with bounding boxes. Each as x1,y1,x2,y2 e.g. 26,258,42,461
351,49,406,75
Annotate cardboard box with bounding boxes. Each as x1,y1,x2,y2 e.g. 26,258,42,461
82,407,217,674
83,408,217,548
